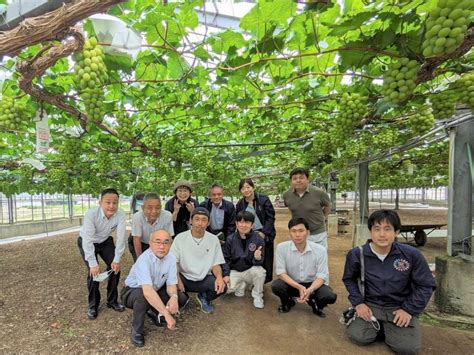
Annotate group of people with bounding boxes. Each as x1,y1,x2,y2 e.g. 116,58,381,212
77,168,436,354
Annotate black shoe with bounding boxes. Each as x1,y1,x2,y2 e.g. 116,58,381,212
131,332,144,347
107,302,125,312
309,300,326,318
146,310,167,327
278,299,296,313
87,308,97,320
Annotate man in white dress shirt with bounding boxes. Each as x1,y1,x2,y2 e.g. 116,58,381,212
77,188,126,320
128,192,174,261
271,217,337,317
122,230,188,347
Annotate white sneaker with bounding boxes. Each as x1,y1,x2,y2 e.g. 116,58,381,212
234,283,245,297
253,297,264,309
234,289,245,297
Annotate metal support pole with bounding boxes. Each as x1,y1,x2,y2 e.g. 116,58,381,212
67,194,73,219
447,115,473,256
7,195,14,224
358,162,369,225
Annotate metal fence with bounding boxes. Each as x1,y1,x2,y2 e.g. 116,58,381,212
0,193,131,224
345,187,448,204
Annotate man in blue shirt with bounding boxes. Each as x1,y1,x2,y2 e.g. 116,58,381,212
121,230,188,347
200,183,236,241
342,210,436,354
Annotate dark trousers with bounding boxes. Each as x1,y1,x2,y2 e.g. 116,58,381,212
264,239,274,283
271,279,337,310
121,286,189,335
127,234,150,262
77,236,120,310
180,274,227,302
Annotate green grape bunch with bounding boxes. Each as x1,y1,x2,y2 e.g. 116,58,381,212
335,93,368,133
373,127,398,148
422,0,472,58
116,111,135,140
430,90,457,119
381,58,420,103
456,72,474,110
73,37,108,122
0,96,25,130
61,139,82,169
407,106,435,135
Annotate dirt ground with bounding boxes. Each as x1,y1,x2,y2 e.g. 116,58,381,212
1,207,473,354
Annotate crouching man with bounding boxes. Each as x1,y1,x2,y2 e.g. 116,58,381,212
272,217,337,317
121,230,188,347
342,210,436,354
222,211,266,308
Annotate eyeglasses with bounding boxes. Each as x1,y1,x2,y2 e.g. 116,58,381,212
151,240,171,246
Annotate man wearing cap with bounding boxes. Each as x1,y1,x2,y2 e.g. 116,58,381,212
200,183,236,242
283,167,331,248
165,180,198,237
171,207,227,313
121,230,189,347
128,192,174,262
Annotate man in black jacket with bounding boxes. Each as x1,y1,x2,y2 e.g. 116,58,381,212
200,183,236,241
342,210,436,354
222,211,266,309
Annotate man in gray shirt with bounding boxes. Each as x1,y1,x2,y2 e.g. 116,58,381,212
283,168,331,248
77,188,126,320
128,192,174,261
271,217,337,317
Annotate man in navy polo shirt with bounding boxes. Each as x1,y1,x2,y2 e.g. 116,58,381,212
342,210,436,354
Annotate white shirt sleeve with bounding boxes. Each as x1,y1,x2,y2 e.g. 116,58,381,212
275,243,286,275
134,257,153,286
167,256,178,285
131,211,143,237
315,247,329,283
170,237,181,263
113,209,127,264
81,209,99,268
212,237,225,266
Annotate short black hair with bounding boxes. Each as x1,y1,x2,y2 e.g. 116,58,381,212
367,209,401,232
290,167,309,179
236,210,255,223
238,178,255,191
101,188,119,199
288,217,309,230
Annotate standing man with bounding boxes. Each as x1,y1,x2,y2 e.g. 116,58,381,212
272,217,337,317
342,210,436,354
222,211,266,309
128,192,174,262
283,168,331,248
171,207,227,314
121,230,188,347
200,183,236,242
77,188,126,320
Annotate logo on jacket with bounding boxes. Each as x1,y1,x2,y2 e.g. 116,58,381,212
248,243,257,252
393,258,410,272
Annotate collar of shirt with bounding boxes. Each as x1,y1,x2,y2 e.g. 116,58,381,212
290,241,312,254
211,201,223,209
145,212,160,226
99,207,115,220
149,250,169,265
292,186,310,195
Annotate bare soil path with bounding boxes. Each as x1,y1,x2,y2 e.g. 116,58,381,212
1,208,472,354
